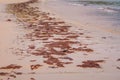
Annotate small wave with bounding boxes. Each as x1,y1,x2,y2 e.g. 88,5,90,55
99,7,120,13
69,3,81,6
69,0,120,6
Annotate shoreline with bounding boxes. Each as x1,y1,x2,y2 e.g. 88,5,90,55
40,0,120,35
0,0,120,80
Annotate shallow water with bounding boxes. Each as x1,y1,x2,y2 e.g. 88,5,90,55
41,0,120,34
65,0,120,29
66,0,120,7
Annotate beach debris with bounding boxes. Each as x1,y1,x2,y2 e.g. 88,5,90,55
7,19,12,21
29,72,36,74
44,56,64,67
9,74,16,78
0,64,22,69
62,62,73,64
79,33,84,35
13,72,23,75
30,64,42,70
102,37,107,39
30,60,37,62
49,66,58,68
117,58,120,61
66,35,79,38
30,78,36,80
117,67,120,70
0,71,22,79
77,60,104,68
85,36,92,39
74,47,94,52
29,0,38,3
28,45,35,49
0,72,9,76
53,38,69,40
59,57,73,61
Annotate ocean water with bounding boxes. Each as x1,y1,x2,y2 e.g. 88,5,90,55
65,0,120,17
63,0,120,32
67,0,120,5
41,0,120,33
66,0,120,10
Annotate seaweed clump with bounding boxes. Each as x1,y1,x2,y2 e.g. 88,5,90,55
77,60,104,68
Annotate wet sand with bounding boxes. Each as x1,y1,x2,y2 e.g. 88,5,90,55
0,0,120,80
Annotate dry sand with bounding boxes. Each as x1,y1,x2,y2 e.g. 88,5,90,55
0,0,120,80
0,0,29,4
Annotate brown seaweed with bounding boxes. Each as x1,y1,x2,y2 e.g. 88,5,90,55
0,64,22,69
77,60,104,68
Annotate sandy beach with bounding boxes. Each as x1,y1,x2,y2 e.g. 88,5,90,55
0,0,120,80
